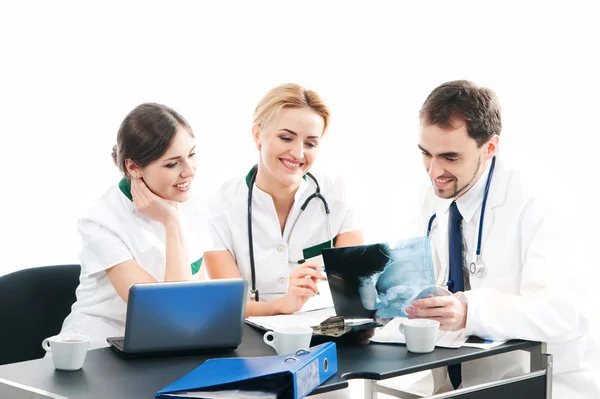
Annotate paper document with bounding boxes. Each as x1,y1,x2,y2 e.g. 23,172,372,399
162,391,277,398
298,279,334,312
246,307,337,331
370,317,505,349
344,318,377,327
461,337,506,350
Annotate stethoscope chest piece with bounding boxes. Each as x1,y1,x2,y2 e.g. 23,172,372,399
469,257,484,277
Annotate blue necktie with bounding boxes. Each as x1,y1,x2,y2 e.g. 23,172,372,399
448,201,463,389
448,201,464,293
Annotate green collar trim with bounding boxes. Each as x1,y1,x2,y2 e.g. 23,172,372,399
191,257,203,275
119,178,133,202
245,165,307,188
244,167,256,188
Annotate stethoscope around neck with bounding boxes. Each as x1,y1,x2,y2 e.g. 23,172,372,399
247,165,332,302
427,156,496,283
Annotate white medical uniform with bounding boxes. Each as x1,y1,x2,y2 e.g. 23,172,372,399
58,179,207,350
412,158,599,398
208,169,358,399
208,169,357,304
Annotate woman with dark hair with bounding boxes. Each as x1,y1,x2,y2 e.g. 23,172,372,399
57,103,206,349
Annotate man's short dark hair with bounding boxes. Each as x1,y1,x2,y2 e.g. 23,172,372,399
419,80,502,147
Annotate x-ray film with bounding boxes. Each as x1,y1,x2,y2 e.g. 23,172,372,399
322,237,436,319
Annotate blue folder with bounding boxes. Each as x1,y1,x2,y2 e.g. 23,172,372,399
156,342,338,399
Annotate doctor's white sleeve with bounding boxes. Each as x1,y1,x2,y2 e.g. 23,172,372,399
78,218,134,277
338,207,357,235
333,175,361,235
462,203,590,344
206,216,232,254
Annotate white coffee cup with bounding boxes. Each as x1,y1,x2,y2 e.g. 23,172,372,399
263,326,313,355
399,319,440,353
42,334,90,370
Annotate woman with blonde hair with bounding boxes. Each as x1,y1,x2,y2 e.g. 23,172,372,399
204,83,364,317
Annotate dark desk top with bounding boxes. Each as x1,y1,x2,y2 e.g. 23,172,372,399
0,325,539,399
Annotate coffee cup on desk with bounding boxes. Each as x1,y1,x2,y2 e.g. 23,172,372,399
263,325,313,355
399,319,439,353
42,334,90,371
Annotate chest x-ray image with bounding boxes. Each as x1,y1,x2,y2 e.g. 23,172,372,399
322,237,436,319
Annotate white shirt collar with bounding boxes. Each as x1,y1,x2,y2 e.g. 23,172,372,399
252,175,310,206
433,159,493,223
456,160,493,224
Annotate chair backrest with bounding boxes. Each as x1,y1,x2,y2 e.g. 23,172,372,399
0,264,80,365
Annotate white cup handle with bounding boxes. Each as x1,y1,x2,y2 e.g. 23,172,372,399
263,331,276,350
399,322,405,335
42,338,52,352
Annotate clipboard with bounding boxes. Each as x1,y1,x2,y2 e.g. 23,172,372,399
156,342,338,399
310,316,381,338
244,307,381,339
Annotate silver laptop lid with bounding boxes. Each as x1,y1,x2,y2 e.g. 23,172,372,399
123,279,247,353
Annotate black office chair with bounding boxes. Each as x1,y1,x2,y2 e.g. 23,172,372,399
0,264,80,365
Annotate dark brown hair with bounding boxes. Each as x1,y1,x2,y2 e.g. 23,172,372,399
419,80,501,147
111,103,193,178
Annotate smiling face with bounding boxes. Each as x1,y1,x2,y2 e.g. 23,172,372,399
127,126,197,202
419,118,498,199
253,107,325,191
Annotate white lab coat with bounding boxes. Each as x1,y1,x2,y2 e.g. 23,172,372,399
417,158,600,398
58,180,207,350
207,169,357,307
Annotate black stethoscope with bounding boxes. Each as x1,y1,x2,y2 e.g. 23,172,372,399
427,156,496,280
247,165,332,302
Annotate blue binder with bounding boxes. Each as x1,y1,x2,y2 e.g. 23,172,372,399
156,342,338,399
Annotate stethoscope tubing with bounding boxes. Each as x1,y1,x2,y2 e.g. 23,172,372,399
247,166,332,301
427,156,497,279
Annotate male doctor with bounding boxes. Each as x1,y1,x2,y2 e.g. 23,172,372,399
405,80,598,398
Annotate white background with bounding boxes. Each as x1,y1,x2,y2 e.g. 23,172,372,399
1,2,598,319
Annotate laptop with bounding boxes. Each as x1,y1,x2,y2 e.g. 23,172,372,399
107,278,247,358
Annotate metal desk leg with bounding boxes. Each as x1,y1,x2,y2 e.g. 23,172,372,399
367,380,425,399
526,342,547,372
421,354,553,399
544,354,553,399
364,379,376,399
